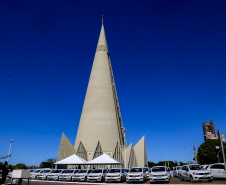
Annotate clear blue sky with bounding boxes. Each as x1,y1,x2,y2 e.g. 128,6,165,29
1,0,226,166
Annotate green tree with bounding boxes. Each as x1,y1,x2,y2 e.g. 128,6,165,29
13,163,27,169
0,162,3,170
179,161,186,166
197,139,226,164
148,161,156,168
40,162,53,168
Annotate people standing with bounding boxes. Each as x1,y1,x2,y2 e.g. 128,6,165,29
169,166,173,177
1,161,9,184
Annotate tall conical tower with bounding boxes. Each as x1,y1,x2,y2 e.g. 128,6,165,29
74,16,126,163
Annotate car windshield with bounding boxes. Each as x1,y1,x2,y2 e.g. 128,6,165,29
109,169,121,173
53,170,62,173
152,167,165,172
189,165,204,170
88,170,93,173
43,170,51,173
34,170,41,173
77,170,87,173
30,170,34,172
130,168,142,172
91,169,102,173
64,170,74,173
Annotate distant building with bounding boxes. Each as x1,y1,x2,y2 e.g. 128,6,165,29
203,120,217,141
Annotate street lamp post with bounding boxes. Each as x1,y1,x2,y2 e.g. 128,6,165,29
7,139,14,164
123,128,128,169
167,156,169,168
33,158,36,169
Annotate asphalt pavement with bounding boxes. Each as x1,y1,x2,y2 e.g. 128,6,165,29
4,178,226,185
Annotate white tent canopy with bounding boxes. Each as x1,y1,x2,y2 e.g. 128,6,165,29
86,153,121,165
54,154,87,165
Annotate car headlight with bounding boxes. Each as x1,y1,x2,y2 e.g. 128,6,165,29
139,174,143,177
118,174,121,177
99,174,102,177
193,172,198,175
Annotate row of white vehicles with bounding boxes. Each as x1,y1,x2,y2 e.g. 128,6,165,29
30,163,226,183
30,167,169,183
174,163,226,183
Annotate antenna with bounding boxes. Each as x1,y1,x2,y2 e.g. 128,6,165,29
102,15,104,25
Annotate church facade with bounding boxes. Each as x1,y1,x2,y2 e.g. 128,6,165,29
57,20,148,168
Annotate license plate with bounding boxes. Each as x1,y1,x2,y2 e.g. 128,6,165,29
157,177,162,179
203,175,207,178
110,177,113,179
132,177,136,179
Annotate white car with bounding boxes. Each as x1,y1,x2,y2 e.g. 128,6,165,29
105,168,127,182
202,165,209,170
207,163,226,179
36,169,54,180
142,167,150,179
174,166,182,177
179,164,213,182
126,167,147,183
47,169,66,180
30,169,44,179
150,166,170,183
87,169,108,182
59,169,78,181
72,169,92,181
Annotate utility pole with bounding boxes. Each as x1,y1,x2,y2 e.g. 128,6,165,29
218,130,226,174
33,158,36,169
193,145,198,164
7,139,14,164
167,156,169,167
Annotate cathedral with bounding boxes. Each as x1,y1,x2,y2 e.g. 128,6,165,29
57,18,148,168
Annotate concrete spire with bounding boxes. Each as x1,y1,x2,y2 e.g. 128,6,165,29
97,16,108,49
57,133,76,162
134,136,148,167
74,19,125,161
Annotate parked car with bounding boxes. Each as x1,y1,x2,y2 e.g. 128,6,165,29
150,166,170,183
72,169,92,181
126,167,147,183
174,166,182,177
30,169,44,179
87,169,108,182
105,168,127,182
202,165,209,170
207,163,226,179
36,169,54,180
7,170,13,179
59,169,78,181
47,169,66,181
179,164,213,182
124,168,130,173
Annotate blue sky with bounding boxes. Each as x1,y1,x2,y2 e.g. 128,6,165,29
1,0,226,166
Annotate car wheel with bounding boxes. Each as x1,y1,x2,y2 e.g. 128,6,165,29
190,175,194,183
179,175,184,181
208,180,212,182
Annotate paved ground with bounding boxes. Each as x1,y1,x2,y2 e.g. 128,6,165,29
4,178,226,185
